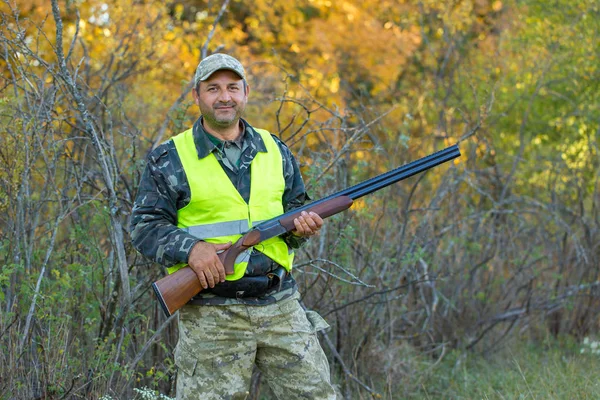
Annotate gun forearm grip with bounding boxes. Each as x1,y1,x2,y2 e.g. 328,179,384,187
278,195,353,230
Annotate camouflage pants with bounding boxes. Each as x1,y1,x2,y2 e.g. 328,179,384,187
174,292,336,400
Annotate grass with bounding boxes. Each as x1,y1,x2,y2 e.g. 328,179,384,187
95,337,600,399
401,337,600,399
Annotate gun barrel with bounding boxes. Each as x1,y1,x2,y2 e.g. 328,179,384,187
348,145,461,199
254,144,460,228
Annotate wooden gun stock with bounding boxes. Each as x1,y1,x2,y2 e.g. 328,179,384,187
152,196,354,317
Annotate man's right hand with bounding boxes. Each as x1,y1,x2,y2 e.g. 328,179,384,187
187,241,232,289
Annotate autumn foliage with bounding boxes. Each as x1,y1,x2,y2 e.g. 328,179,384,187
1,0,599,398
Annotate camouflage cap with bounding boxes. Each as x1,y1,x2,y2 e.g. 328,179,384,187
194,53,246,86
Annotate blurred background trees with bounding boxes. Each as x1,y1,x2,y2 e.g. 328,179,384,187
1,0,598,398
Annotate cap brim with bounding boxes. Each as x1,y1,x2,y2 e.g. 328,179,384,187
198,67,245,82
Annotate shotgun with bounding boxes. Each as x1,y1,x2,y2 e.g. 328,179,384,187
152,144,461,316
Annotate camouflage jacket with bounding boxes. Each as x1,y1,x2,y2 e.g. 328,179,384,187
130,118,310,305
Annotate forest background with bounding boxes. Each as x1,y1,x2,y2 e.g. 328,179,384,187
1,0,599,398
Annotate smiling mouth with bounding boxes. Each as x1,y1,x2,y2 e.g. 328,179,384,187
215,107,235,113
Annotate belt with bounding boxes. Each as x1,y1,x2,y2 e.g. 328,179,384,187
191,266,288,300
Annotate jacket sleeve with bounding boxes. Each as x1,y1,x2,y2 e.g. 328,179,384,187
129,144,200,267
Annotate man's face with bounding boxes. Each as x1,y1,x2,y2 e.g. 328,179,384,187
193,70,249,130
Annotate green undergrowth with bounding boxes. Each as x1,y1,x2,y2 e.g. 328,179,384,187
94,337,600,399
404,337,600,399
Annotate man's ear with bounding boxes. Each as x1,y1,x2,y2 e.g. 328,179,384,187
192,87,200,105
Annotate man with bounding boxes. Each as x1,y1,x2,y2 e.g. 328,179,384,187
130,53,336,400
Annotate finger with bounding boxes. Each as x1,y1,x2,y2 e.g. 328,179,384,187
214,258,226,282
196,269,209,289
215,241,232,251
309,212,323,227
303,215,319,231
203,267,216,288
300,219,315,231
293,217,306,235
206,264,221,287
299,219,312,235
300,212,313,230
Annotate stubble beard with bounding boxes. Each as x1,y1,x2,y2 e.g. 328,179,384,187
203,103,243,130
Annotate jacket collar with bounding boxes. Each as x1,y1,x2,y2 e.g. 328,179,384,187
191,117,268,159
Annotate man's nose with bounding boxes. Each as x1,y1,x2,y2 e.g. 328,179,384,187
218,90,232,102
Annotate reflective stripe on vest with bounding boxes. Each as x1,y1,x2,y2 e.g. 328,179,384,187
183,219,248,239
167,127,295,279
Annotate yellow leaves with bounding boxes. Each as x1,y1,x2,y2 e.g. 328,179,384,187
439,0,475,35
492,1,503,12
342,1,358,21
248,17,260,29
352,198,366,212
550,117,563,131
305,67,325,88
475,141,489,158
443,137,455,148
164,31,176,41
306,5,415,95
174,3,184,20
329,75,340,93
309,0,332,7
408,25,422,46
560,138,589,170
286,9,305,25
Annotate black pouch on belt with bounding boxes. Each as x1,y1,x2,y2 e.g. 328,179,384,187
208,266,287,298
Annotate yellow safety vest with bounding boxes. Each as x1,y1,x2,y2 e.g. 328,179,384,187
167,127,295,280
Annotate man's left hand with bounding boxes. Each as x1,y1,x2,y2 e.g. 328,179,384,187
292,211,323,237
